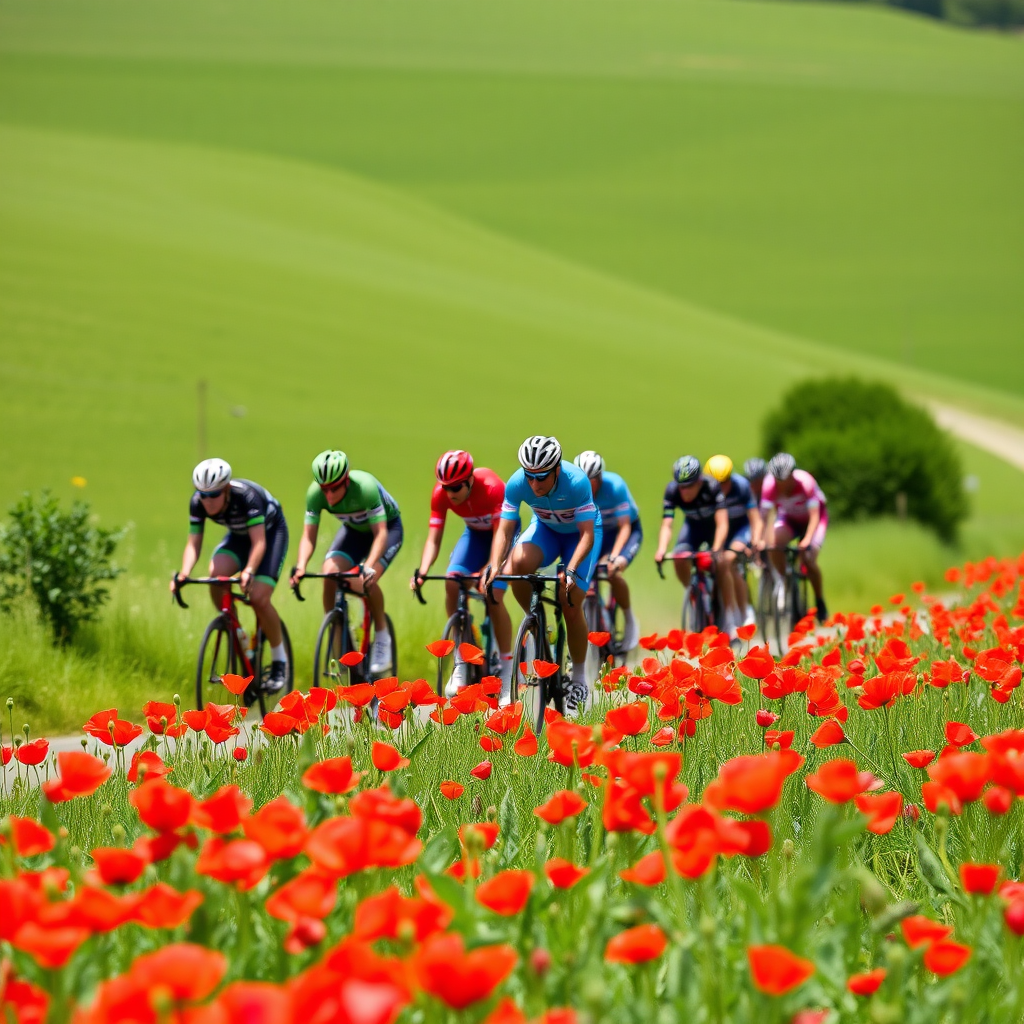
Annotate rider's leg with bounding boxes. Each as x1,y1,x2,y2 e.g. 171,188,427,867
208,551,238,611
716,549,739,622
508,542,544,613
248,581,283,647
609,574,630,609
444,578,460,617
321,554,354,613
674,558,692,588
769,521,794,574
801,546,825,605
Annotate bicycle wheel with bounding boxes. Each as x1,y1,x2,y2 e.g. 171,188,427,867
436,610,470,696
195,615,237,710
681,582,707,632
756,567,772,642
313,608,348,688
513,614,547,734
254,620,294,714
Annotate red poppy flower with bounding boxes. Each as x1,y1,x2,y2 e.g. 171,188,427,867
945,721,978,747
372,742,410,772
703,750,804,815
129,778,194,833
484,998,527,1024
651,726,674,747
480,736,503,752
220,673,253,696
426,639,456,658
737,645,775,680
805,759,879,804
242,795,308,859
260,711,302,737
132,883,204,929
809,720,846,748
764,729,794,750
604,702,649,736
534,790,588,824
191,785,252,834
847,968,886,995
302,756,362,795
126,943,228,1003
470,760,493,780
83,709,143,747
42,750,112,803
544,858,589,889
195,836,269,890
588,631,611,646
923,940,971,975
620,851,667,886
126,750,170,785
439,780,465,800
10,922,90,968
91,845,151,885
605,923,668,964
6,816,54,858
546,721,597,768
903,750,936,769
475,869,534,915
921,781,963,816
514,728,538,757
14,739,49,766
747,944,815,995
233,747,248,762
927,752,991,803
457,643,484,665
755,709,778,727
533,660,559,678
736,623,757,641
337,682,375,706
339,651,365,667
960,862,1000,895
854,792,903,835
413,932,517,1009
459,822,500,851
354,883,453,942
983,785,1013,815
900,915,952,948
1005,900,1024,936
265,867,337,923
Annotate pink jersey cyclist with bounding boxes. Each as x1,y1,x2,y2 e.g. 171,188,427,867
761,468,828,548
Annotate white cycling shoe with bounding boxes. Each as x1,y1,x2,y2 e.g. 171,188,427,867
445,662,467,699
369,631,393,675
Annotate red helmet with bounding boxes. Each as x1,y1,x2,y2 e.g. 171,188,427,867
435,450,474,486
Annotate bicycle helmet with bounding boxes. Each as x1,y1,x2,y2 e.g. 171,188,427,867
767,452,796,481
704,455,733,483
673,455,702,486
573,450,605,479
743,457,766,481
192,458,231,493
436,449,474,486
312,450,350,486
518,435,562,473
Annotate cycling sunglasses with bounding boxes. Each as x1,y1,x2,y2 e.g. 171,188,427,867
524,469,553,481
442,481,468,493
319,478,348,493
198,489,224,499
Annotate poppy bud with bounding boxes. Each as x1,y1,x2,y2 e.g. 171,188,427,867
530,948,552,977
233,747,248,762
755,709,778,727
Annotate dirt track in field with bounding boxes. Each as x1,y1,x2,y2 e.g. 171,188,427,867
929,402,1024,473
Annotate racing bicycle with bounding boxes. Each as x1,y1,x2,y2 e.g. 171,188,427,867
173,575,294,716
657,551,719,632
583,563,628,670
292,569,398,688
757,546,811,653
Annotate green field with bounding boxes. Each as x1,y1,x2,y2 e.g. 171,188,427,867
1,0,1023,727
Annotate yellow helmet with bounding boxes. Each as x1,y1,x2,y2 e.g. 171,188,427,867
704,454,733,482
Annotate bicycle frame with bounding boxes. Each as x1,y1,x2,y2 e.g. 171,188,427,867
173,576,256,676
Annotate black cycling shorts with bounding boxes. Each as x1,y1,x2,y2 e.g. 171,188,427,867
326,517,404,572
213,519,289,585
672,517,716,555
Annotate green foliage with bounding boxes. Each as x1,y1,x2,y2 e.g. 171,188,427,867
0,491,127,644
941,0,1024,25
762,378,969,542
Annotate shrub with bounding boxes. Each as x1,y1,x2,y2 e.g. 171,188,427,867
761,377,968,542
0,491,127,644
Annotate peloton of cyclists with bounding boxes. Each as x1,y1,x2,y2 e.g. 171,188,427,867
173,459,291,693
758,452,830,623
410,450,517,697
290,450,403,674
703,454,761,628
481,436,600,715
573,450,642,652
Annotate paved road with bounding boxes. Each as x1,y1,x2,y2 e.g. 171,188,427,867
929,402,1024,473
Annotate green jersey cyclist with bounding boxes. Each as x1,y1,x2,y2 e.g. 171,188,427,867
290,450,403,674
172,458,290,693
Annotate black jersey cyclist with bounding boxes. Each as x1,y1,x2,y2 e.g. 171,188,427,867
653,455,741,640
172,458,290,692
290,450,403,675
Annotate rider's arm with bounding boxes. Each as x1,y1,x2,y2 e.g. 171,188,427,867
655,515,674,561
567,519,595,576
799,504,820,549
711,508,729,552
762,506,776,550
292,523,319,581
483,517,516,587
609,517,631,563
415,525,444,582
364,519,389,572
748,506,763,548
178,532,203,580
242,524,267,588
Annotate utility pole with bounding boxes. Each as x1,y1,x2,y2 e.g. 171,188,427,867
197,379,208,459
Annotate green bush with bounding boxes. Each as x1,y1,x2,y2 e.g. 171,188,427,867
761,377,968,542
0,491,128,644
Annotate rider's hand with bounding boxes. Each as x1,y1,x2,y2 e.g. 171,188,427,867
561,567,582,599
654,550,665,565
169,572,181,595
798,538,812,551
608,555,625,578
361,564,378,587
410,569,426,592
290,566,305,589
479,564,496,593
240,569,254,594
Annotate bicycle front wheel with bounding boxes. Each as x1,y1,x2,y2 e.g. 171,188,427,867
254,619,294,714
196,615,237,710
436,610,470,696
681,582,707,633
313,608,349,688
513,614,547,734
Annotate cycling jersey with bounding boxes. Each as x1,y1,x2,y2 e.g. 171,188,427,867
594,471,640,528
305,470,400,533
501,461,598,535
662,476,725,523
189,479,282,536
429,467,505,532
760,469,826,522
720,473,756,526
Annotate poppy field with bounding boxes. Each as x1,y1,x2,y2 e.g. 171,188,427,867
3,554,1024,1024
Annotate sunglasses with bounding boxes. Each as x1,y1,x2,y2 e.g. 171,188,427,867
320,479,347,493
524,469,553,482
199,489,224,499
442,481,467,494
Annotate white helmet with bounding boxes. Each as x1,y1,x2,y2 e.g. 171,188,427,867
518,435,562,473
573,450,605,479
193,458,232,493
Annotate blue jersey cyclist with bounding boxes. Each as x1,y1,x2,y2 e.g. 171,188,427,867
704,454,763,630
481,435,601,714
573,450,642,653
172,458,290,694
654,455,744,641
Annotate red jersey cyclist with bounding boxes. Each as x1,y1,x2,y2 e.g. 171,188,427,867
411,450,517,698
759,452,829,623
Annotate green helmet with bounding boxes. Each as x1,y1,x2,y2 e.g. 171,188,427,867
312,450,350,486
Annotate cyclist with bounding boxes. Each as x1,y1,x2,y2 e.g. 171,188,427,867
290,450,403,674
759,452,829,623
411,450,516,697
744,457,767,505
573,450,642,652
482,436,601,715
654,455,740,639
172,459,290,693
704,454,761,628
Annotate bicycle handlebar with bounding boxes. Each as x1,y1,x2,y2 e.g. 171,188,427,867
494,572,575,608
289,567,362,603
170,575,242,610
411,573,481,606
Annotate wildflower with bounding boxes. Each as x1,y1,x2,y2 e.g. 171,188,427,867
983,786,1013,815
42,751,112,802
805,760,880,804
747,944,815,995
372,742,410,772
425,639,456,658
704,750,804,815
903,750,935,769
91,845,151,886
847,968,886,995
854,792,903,835
604,702,649,736
219,673,253,696
302,756,362,795
476,870,535,915
923,940,971,975
514,728,538,757
534,790,588,824
14,739,48,766
243,795,308,859
544,858,589,889
605,923,668,964
927,752,991,803
132,883,204,929
945,721,977,748
809,720,845,748
900,915,952,948
265,867,337,922
130,778,194,833
440,780,465,799
83,709,143,747
413,933,517,1009
960,862,1000,895
470,760,493,780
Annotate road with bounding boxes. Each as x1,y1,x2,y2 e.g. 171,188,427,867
928,402,1024,473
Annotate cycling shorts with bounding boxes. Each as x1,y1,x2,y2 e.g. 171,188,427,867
214,519,289,586
774,509,828,550
672,518,716,555
726,521,752,549
518,518,602,591
447,524,516,591
327,517,404,571
599,518,643,566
